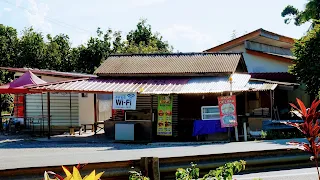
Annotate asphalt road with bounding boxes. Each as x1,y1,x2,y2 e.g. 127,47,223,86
0,139,300,170
234,167,319,180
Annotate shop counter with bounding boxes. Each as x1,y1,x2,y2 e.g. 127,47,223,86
104,120,152,142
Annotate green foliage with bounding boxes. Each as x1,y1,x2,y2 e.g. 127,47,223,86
289,23,320,96
0,19,173,110
175,161,245,180
18,27,46,68
281,0,320,26
260,130,267,139
129,171,150,180
175,162,200,180
125,19,172,53
202,160,246,180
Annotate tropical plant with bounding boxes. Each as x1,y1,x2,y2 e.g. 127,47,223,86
282,98,320,179
175,161,245,180
202,160,246,180
175,162,200,180
44,164,104,180
129,170,150,180
281,0,320,26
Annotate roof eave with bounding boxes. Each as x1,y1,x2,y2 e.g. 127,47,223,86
205,28,295,52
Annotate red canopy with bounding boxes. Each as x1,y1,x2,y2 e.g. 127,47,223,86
0,71,46,94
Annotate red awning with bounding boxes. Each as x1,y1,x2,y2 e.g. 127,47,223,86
0,71,46,94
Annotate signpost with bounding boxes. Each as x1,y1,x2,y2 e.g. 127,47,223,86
217,74,239,141
112,92,137,110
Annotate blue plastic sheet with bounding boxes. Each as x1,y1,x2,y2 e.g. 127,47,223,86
192,120,228,136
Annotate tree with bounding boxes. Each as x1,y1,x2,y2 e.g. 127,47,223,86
75,19,173,73
289,23,320,96
0,25,19,113
124,19,172,53
0,24,19,68
18,27,46,68
45,34,73,72
281,0,320,26
75,28,112,74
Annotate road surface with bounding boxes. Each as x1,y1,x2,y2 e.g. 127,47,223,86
234,167,319,180
0,138,301,170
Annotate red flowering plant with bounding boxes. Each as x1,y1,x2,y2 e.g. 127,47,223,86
283,98,320,179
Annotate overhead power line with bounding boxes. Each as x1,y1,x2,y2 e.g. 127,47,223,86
1,0,93,34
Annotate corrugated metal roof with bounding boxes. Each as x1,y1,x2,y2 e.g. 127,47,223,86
0,67,97,78
246,82,278,91
95,53,246,76
27,74,277,94
28,78,190,94
179,74,251,93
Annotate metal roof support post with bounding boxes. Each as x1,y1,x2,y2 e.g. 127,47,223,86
41,93,44,136
69,93,72,127
150,95,153,142
47,92,51,139
230,75,239,142
94,94,97,135
270,90,273,120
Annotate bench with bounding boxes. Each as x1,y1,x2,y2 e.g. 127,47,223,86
79,124,94,135
94,122,104,135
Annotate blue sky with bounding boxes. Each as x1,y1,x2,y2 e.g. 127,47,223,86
0,0,312,52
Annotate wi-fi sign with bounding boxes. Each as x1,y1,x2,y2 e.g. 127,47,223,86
127,93,135,99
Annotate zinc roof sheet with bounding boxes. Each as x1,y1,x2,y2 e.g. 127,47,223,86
27,74,277,94
94,53,245,76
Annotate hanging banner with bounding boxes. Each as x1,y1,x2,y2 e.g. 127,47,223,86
157,95,173,136
218,95,237,127
13,95,24,118
112,92,137,110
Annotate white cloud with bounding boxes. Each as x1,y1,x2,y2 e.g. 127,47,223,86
161,24,215,51
3,8,12,12
128,0,167,8
24,0,52,33
15,0,23,7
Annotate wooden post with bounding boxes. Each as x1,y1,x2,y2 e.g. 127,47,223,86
140,157,160,180
151,157,160,180
140,157,149,177
94,94,97,134
47,92,51,139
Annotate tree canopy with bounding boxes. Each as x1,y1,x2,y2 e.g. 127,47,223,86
0,19,173,111
281,0,320,26
289,23,320,96
0,19,172,75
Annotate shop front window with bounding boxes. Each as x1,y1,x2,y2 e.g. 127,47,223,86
201,106,220,120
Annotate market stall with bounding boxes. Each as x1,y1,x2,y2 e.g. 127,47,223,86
0,71,48,135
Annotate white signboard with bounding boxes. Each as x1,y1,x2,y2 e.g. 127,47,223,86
112,92,137,110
